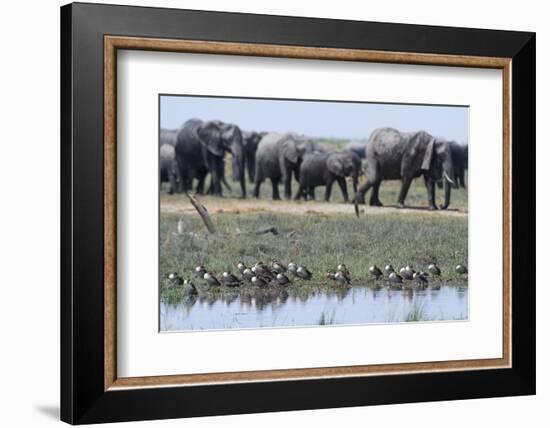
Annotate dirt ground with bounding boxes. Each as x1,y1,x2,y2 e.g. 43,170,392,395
160,195,468,218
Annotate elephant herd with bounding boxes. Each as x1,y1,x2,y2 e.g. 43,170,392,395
160,118,468,210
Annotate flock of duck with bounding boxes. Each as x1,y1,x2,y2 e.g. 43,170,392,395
165,260,468,295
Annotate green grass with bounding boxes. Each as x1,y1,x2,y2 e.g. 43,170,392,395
160,210,468,291
405,302,427,322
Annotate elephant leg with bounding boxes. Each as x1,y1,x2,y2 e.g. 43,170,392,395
212,166,223,197
354,181,370,204
253,178,262,198
283,173,292,200
369,180,383,206
294,182,306,200
176,157,187,193
337,177,348,202
355,162,380,204
168,173,177,195
325,177,335,202
196,171,206,195
184,169,196,194
239,169,246,199
179,168,189,193
247,156,256,184
185,171,194,194
309,187,315,201
206,176,214,195
396,176,413,208
459,172,466,189
221,175,233,192
424,174,437,210
271,178,281,200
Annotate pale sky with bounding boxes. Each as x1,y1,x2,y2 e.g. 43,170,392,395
160,95,468,143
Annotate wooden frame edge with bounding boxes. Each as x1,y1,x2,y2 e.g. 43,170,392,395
103,35,512,391
104,36,117,390
105,35,511,68
502,61,513,369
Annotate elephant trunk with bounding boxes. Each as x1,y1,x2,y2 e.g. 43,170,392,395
441,161,454,210
231,157,240,182
247,152,256,184
352,171,358,194
231,141,246,198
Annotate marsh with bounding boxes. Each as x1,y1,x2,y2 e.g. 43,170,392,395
159,183,468,331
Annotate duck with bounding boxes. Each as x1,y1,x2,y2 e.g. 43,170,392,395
296,265,312,280
203,272,221,287
399,266,415,280
428,264,441,277
326,270,337,281
455,264,468,274
271,259,287,274
253,262,267,275
337,263,351,278
222,271,241,287
166,272,183,287
251,276,268,287
413,271,428,287
369,265,383,279
388,272,403,284
183,279,198,295
265,268,279,280
335,271,352,288
236,261,247,274
194,265,207,278
242,268,254,282
276,273,291,286
337,268,351,282
388,273,403,290
287,262,298,276
384,264,395,275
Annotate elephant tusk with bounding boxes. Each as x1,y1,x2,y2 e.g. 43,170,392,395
443,171,455,185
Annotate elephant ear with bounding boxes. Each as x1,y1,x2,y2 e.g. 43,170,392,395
327,153,346,177
421,137,436,170
282,137,298,164
198,123,224,157
221,124,236,143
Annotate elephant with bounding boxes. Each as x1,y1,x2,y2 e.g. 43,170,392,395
159,143,180,194
253,133,310,200
344,141,367,159
354,127,455,210
450,141,468,189
160,128,177,147
206,159,233,194
294,150,361,202
236,131,265,183
175,118,246,197
436,141,468,190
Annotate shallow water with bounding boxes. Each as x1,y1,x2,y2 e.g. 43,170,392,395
160,285,468,331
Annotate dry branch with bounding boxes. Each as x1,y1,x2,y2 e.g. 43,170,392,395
185,193,216,234
254,226,279,235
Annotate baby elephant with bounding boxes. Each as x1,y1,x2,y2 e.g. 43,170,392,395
294,150,361,202
160,143,181,194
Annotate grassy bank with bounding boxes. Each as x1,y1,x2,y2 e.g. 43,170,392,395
160,209,468,294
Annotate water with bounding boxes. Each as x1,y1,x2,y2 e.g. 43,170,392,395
160,285,468,331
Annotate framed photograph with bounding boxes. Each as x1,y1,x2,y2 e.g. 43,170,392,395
61,2,535,424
